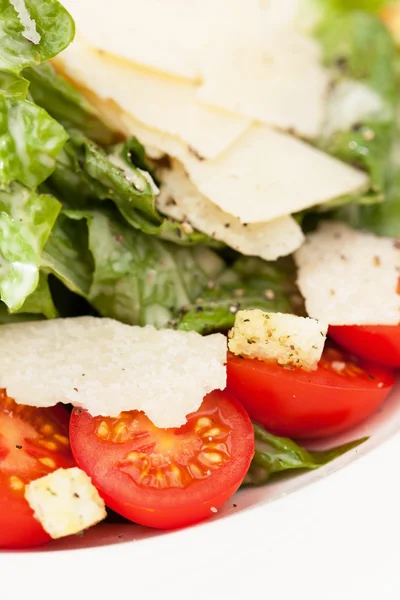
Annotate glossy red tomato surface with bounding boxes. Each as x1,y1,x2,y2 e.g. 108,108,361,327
70,390,254,529
226,345,395,439
329,324,400,368
0,393,74,549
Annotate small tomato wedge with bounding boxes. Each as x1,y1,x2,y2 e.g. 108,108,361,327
70,390,254,530
329,325,400,368
0,391,74,549
226,345,395,439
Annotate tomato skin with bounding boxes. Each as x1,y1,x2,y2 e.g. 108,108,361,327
0,398,74,549
226,349,395,440
70,391,254,530
329,325,400,368
0,495,51,549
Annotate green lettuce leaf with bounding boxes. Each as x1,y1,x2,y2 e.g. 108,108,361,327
0,272,57,323
0,95,68,188
0,183,60,310
47,130,218,244
24,63,116,146
0,71,29,99
14,271,57,318
243,423,368,486
42,212,93,297
43,208,225,327
177,257,301,334
0,0,74,75
315,11,397,198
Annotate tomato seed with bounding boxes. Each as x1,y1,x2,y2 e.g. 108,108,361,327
38,457,56,469
96,421,110,440
9,476,25,491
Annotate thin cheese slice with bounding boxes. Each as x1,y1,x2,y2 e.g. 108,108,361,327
58,71,369,226
228,309,327,371
56,41,249,160
198,25,329,138
59,0,215,80
25,468,106,539
157,162,305,260
178,124,370,224
59,0,299,81
0,317,227,428
294,221,400,325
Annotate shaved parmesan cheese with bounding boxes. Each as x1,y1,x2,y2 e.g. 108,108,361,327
177,124,370,224
198,27,329,138
56,40,249,159
0,317,227,428
323,80,387,138
25,468,106,539
59,0,215,80
157,162,305,260
10,0,40,44
228,309,327,371
295,222,400,325
59,0,293,81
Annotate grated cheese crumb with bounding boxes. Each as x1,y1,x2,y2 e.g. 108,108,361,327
0,317,227,428
25,468,106,540
228,309,327,371
294,222,400,325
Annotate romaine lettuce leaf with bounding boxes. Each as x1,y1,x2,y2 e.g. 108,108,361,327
25,64,116,146
14,271,58,318
0,71,29,99
0,95,68,188
315,11,397,199
43,208,225,327
177,257,301,334
243,423,367,486
0,0,74,75
0,183,60,310
42,212,93,296
47,130,219,244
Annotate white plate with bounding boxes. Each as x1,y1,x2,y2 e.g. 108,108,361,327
3,385,400,600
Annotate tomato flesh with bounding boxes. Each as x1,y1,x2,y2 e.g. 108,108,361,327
70,390,254,529
329,325,400,368
0,392,74,549
226,345,395,440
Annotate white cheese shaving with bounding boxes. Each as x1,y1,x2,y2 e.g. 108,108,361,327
157,162,305,260
25,468,106,539
56,40,249,160
176,124,370,224
0,317,227,428
294,221,400,325
10,0,41,44
198,26,329,139
72,99,369,226
59,0,295,81
228,309,327,371
322,80,387,138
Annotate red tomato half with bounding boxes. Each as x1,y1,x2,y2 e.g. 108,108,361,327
226,345,395,440
70,390,254,530
329,325,400,368
0,392,74,549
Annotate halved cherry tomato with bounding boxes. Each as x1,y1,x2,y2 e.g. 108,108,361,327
329,325,400,368
0,392,74,549
69,390,254,530
226,345,396,440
